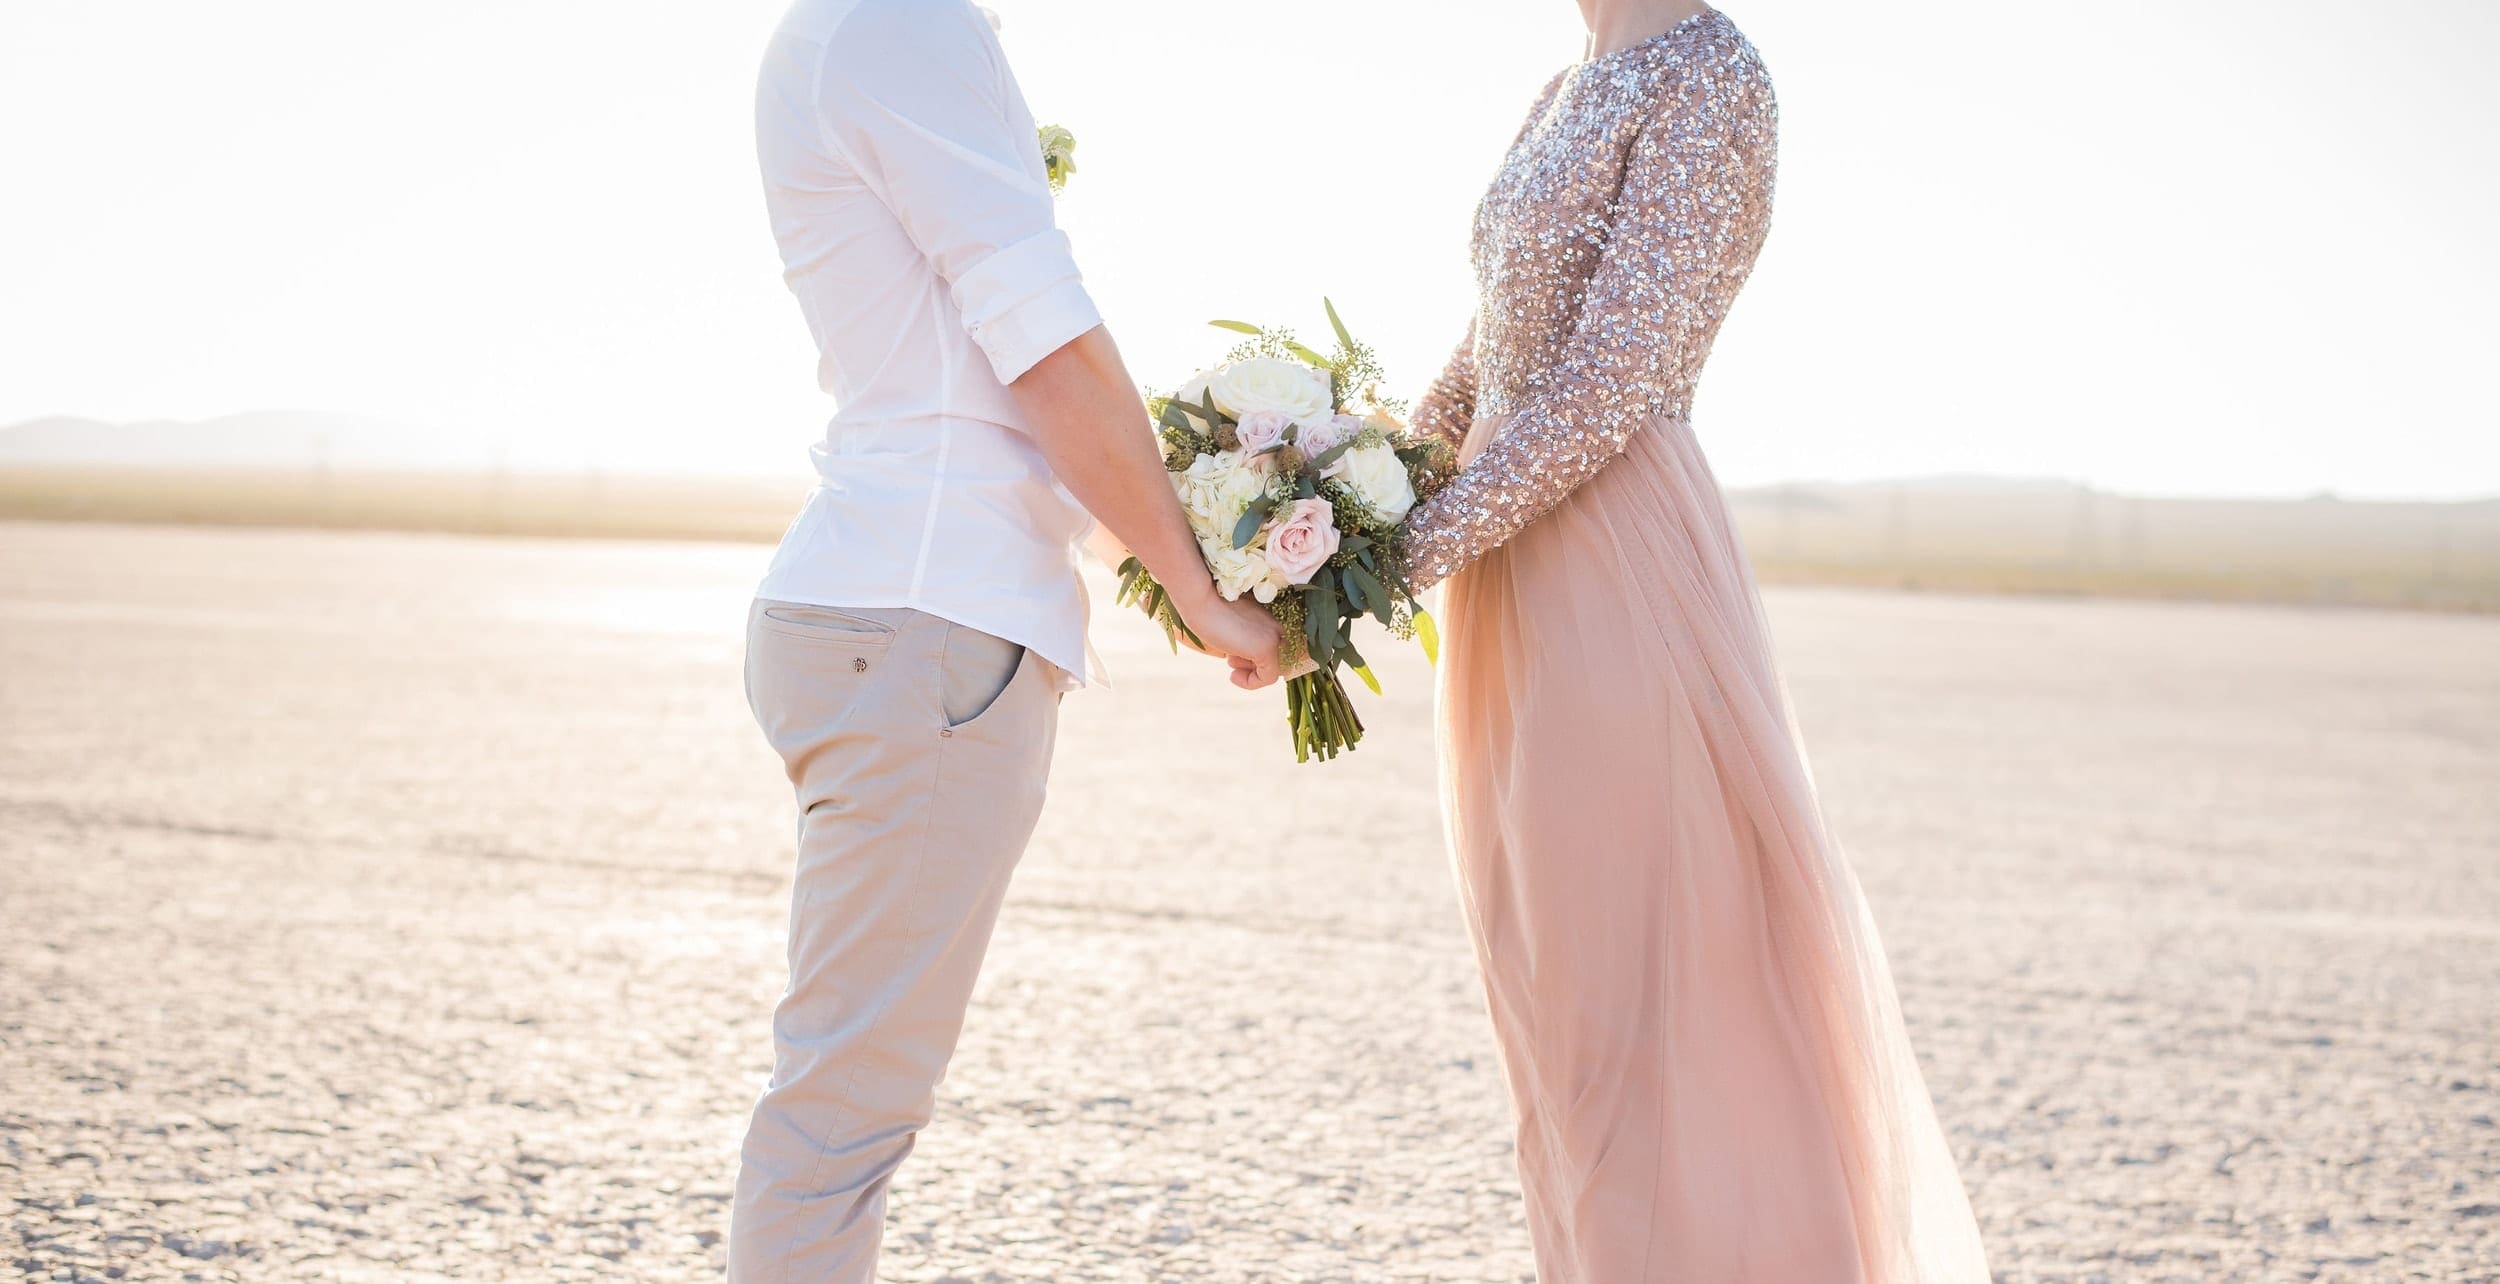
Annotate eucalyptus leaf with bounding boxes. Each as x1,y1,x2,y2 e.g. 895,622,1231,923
1414,608,1441,666
1207,319,1262,335
1324,297,1355,355
1283,340,1330,368
1230,501,1269,551
1350,663,1382,696
1342,560,1383,605
1308,440,1356,472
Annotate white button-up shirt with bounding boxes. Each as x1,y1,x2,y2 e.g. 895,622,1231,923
753,0,1104,687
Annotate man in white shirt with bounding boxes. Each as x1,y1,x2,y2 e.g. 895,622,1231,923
731,0,1281,1277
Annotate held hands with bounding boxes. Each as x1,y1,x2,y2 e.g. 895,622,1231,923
1092,527,1282,690
1167,584,1283,691
1162,601,1315,686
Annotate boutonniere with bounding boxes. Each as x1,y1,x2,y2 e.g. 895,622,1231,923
1038,124,1077,194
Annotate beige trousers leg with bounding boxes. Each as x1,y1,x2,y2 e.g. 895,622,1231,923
727,603,1057,1283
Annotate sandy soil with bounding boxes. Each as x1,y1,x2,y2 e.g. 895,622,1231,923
2,520,2495,1282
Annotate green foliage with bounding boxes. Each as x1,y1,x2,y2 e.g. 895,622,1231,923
1111,557,1202,655
1129,300,1455,762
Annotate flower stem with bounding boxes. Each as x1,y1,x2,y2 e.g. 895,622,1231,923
1284,669,1364,763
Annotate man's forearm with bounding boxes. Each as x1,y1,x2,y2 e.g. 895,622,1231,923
1010,326,1219,610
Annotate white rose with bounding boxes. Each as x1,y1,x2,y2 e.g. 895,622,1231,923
1208,358,1333,423
1329,442,1417,525
1202,536,1285,604
1172,369,1215,410
1175,451,1268,539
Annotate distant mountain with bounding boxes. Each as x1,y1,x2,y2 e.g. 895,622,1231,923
1729,474,2092,499
1726,475,2094,512
0,410,502,472
8,414,2487,508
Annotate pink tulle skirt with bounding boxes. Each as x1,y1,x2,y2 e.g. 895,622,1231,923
1435,414,1990,1282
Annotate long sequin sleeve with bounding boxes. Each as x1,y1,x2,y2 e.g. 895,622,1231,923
1398,62,1774,591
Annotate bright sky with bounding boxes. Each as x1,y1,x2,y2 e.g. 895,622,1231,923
2,0,2494,497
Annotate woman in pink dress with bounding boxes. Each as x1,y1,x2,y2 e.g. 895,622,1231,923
1394,4,1991,1279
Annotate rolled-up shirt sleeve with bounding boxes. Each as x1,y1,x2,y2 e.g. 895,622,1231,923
814,0,1100,384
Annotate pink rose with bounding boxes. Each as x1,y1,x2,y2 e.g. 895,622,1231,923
1263,497,1341,585
1296,413,1360,459
1234,409,1292,457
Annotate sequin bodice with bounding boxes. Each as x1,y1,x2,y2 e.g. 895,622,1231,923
1401,9,1776,588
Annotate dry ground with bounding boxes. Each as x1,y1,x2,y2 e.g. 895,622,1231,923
2,520,2496,1282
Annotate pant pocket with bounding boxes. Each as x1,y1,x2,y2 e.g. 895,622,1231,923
747,605,912,769
938,625,1026,730
758,603,901,648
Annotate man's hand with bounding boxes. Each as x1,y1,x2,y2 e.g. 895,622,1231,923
1092,526,1264,676
1174,589,1283,690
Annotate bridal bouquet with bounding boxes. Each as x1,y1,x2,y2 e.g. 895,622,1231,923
1116,302,1450,763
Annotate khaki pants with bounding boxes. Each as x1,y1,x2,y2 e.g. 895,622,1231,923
727,602,1058,1283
